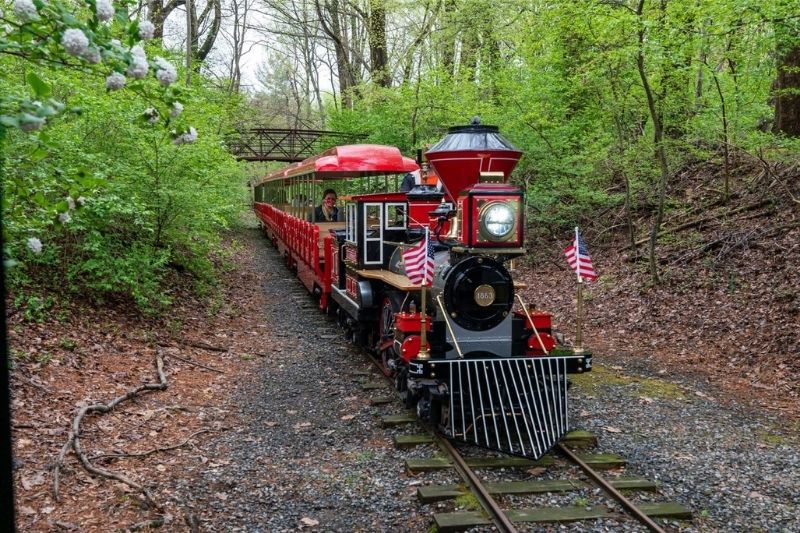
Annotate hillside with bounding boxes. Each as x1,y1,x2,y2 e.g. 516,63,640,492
519,157,799,416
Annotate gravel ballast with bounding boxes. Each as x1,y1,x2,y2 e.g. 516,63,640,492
180,228,799,532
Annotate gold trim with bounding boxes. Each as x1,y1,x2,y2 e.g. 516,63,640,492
474,284,496,307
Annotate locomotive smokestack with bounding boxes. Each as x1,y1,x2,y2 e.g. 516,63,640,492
425,119,522,200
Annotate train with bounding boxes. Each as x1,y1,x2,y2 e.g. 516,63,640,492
252,120,591,460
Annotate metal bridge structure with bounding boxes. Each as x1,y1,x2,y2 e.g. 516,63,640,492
226,128,367,162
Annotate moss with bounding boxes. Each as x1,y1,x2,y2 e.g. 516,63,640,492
757,432,786,445
571,364,686,399
454,492,482,511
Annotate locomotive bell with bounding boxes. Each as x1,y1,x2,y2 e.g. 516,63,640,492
425,118,522,200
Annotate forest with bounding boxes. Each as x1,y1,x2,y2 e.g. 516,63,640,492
2,1,799,530
1,0,798,312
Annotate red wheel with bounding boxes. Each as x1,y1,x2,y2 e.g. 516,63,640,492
378,296,400,377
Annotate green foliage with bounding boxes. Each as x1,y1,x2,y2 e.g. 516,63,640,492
326,0,798,245
1,30,247,311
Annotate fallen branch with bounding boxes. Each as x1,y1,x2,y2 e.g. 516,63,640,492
621,199,772,251
90,429,210,462
11,372,51,393
165,352,225,374
176,339,229,353
128,517,165,531
53,351,168,508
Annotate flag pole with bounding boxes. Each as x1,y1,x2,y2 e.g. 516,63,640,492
574,226,585,354
417,228,430,360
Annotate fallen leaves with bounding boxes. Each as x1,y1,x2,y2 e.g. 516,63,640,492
20,472,46,490
300,517,320,527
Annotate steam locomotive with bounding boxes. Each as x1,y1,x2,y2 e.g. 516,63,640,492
252,121,590,459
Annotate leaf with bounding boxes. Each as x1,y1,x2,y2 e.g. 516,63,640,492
300,517,319,527
0,115,19,128
526,466,547,476
604,426,622,433
27,72,51,98
340,414,355,421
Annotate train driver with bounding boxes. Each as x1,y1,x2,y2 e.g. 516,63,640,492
312,188,339,222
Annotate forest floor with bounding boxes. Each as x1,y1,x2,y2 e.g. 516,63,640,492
520,157,799,417
7,158,799,530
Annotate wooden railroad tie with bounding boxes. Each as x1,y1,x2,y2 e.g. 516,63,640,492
417,477,658,503
433,502,692,532
405,453,625,473
394,429,596,449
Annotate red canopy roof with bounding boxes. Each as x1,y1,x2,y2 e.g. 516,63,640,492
255,145,418,186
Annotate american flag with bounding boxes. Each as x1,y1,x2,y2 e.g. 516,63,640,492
403,228,435,286
564,227,597,281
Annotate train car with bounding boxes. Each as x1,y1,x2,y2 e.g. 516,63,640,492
252,121,591,460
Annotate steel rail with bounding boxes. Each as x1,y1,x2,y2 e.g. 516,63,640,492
556,443,666,533
433,434,519,533
361,351,518,533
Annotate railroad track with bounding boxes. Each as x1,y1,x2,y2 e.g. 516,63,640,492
279,252,691,532
355,365,692,532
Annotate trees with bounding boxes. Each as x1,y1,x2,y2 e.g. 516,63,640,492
773,19,800,136
1,0,245,309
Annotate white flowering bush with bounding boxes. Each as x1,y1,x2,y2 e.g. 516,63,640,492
0,0,225,307
1,0,195,143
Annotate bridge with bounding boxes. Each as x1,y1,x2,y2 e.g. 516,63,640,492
226,128,367,162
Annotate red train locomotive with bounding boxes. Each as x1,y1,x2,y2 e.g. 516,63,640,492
252,121,591,459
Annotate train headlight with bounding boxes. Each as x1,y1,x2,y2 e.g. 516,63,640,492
479,201,516,241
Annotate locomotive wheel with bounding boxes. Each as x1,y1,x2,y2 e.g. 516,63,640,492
377,294,401,377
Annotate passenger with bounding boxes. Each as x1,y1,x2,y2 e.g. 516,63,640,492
312,188,339,222
399,169,421,192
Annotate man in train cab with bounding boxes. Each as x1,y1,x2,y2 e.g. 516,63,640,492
312,188,339,222
399,169,421,192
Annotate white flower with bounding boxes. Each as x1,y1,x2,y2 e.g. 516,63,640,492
77,196,86,206
96,0,114,22
66,197,76,210
127,46,149,79
154,57,177,86
131,44,146,58
144,107,159,124
82,46,101,64
105,72,126,90
14,0,38,22
138,20,155,40
170,101,183,118
62,28,89,57
173,127,198,145
19,113,45,132
26,237,42,254
58,212,71,224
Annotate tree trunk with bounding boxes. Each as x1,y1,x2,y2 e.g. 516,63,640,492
441,0,456,77
773,44,800,136
316,0,356,109
636,0,670,285
368,0,389,87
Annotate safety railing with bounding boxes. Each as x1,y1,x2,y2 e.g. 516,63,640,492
254,203,322,277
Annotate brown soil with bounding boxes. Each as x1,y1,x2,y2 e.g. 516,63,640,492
10,234,271,531
519,158,799,417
